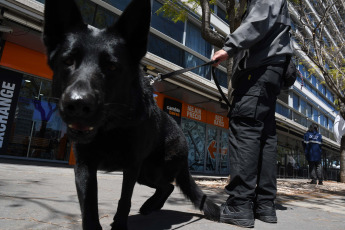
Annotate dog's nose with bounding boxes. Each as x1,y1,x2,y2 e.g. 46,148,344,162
61,90,98,119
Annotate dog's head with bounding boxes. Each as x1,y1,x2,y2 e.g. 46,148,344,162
43,0,152,143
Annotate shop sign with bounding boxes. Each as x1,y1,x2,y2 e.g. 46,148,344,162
0,68,23,154
207,112,229,129
182,104,206,123
163,98,182,125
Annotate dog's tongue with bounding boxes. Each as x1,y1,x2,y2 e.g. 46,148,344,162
69,123,93,131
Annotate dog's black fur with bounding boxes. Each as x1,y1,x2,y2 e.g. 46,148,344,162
43,0,219,229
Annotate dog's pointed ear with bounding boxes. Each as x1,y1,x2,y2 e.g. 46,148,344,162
43,0,86,55
108,0,151,62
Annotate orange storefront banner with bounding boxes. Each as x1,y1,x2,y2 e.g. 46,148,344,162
207,111,229,129
0,41,53,79
182,103,207,123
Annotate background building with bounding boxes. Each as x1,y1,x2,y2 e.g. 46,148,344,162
0,0,341,180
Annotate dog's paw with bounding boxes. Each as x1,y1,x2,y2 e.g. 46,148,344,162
110,221,128,230
139,184,174,215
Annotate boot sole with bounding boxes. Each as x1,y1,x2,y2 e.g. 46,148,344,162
220,216,254,228
256,215,277,223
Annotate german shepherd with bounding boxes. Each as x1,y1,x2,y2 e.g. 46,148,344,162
43,0,219,229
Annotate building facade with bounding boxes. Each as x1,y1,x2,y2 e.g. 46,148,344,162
0,0,341,179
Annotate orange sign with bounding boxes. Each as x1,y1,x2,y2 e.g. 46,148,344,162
207,111,229,129
0,41,53,79
182,104,206,122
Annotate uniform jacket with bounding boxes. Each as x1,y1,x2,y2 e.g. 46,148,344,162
223,0,293,76
303,131,322,162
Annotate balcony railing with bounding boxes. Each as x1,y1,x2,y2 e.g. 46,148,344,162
276,100,335,141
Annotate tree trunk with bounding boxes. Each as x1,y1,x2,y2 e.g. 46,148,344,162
340,135,345,183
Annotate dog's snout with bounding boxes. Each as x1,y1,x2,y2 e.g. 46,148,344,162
61,90,99,119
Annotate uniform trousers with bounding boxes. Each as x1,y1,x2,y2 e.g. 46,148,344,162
226,64,284,205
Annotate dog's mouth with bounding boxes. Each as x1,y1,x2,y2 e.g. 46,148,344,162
67,123,96,136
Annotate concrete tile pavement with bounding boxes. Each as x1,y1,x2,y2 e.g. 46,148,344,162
0,161,344,230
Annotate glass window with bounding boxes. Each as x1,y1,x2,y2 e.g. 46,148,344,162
320,113,325,127
1,71,71,162
306,103,312,119
93,7,118,28
293,93,299,111
184,52,211,80
311,75,316,86
313,109,319,122
103,0,131,11
151,0,185,43
75,0,97,25
329,119,334,132
217,7,228,24
181,118,206,172
300,99,307,115
148,34,184,67
185,21,212,58
214,69,228,88
276,103,290,118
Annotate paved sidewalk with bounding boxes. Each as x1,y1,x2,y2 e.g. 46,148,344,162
0,161,344,230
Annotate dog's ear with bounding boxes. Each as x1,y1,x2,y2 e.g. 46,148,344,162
43,0,86,55
108,0,151,62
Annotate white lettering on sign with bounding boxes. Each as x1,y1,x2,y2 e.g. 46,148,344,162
0,82,15,148
166,106,181,113
186,105,202,121
214,115,224,127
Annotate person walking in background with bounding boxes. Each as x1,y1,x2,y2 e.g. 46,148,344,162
303,124,323,185
211,0,293,228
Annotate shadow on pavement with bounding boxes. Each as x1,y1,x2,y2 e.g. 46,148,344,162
128,210,204,230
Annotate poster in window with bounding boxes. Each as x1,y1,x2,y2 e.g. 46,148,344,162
0,68,23,154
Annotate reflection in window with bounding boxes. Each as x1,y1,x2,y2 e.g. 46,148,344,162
93,7,118,28
148,34,184,67
103,0,131,11
184,52,211,80
75,0,97,25
151,0,184,43
186,21,212,58
182,118,206,172
5,74,70,162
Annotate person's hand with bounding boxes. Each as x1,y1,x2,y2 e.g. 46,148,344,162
211,49,229,67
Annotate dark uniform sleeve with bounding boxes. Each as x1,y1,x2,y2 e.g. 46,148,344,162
222,0,285,57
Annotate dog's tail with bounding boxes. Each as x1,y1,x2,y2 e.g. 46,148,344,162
175,163,220,221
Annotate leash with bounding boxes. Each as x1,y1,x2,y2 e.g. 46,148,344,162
146,60,231,108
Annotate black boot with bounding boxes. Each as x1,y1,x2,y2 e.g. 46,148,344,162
254,201,277,223
220,199,254,228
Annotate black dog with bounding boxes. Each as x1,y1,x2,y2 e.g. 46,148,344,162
43,0,219,229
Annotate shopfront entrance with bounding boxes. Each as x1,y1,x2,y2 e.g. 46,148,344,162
0,68,71,163
182,117,229,175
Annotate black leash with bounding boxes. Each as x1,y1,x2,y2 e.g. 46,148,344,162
146,60,231,108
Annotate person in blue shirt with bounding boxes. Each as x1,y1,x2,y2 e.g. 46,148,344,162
303,124,323,185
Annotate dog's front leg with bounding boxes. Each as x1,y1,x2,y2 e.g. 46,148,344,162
75,164,102,230
111,166,141,230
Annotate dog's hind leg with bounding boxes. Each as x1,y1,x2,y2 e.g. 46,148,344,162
139,183,174,215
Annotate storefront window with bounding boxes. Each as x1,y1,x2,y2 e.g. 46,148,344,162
181,118,206,172
0,70,70,162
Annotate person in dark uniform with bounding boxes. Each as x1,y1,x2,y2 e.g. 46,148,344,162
303,124,323,185
211,0,293,228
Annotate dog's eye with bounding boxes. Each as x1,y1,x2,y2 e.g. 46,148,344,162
63,58,74,66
